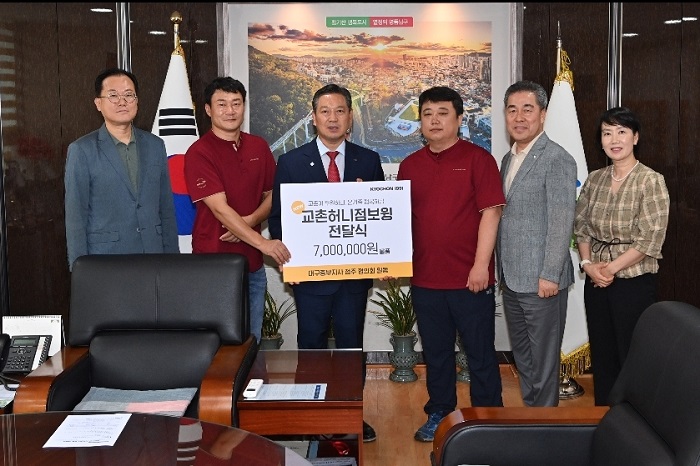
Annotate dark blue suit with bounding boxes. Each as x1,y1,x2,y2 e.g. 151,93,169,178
269,138,384,350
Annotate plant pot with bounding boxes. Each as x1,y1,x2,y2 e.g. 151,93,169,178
389,332,419,383
260,334,283,350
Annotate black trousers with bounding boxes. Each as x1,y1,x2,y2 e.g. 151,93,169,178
413,285,503,413
584,273,657,406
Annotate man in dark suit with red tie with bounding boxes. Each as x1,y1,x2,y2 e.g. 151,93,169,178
269,83,384,442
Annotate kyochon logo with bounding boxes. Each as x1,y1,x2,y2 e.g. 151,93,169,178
291,201,305,214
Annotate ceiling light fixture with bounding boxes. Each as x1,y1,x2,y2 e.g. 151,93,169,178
90,8,113,13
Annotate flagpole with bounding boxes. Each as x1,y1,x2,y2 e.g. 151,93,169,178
546,26,588,400
556,21,561,76
171,11,184,56
555,32,585,396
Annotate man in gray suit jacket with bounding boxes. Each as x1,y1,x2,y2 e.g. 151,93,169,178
65,68,179,270
497,80,577,407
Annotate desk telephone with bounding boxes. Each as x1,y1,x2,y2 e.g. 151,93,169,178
0,334,52,374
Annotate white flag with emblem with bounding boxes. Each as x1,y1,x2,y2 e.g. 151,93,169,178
543,45,590,378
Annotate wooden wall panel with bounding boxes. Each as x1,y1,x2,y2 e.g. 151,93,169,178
673,4,700,303
620,3,682,303
0,3,116,319
523,3,609,173
0,3,217,328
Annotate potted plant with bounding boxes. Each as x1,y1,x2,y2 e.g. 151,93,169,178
369,278,419,382
261,288,297,350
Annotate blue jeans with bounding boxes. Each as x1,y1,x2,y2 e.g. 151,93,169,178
248,266,267,343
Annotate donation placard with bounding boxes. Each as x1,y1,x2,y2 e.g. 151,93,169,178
280,180,412,282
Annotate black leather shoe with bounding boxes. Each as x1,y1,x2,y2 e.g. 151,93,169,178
363,420,377,442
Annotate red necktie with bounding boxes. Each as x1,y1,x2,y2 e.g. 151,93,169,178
327,151,341,182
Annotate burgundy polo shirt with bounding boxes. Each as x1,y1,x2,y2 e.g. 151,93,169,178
398,139,505,289
184,130,276,272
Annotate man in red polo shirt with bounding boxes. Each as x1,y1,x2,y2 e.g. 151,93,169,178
398,86,505,442
184,77,290,343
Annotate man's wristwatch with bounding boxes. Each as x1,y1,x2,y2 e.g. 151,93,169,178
579,259,592,273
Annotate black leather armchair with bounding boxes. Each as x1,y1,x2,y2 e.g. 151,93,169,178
432,301,700,466
13,253,258,427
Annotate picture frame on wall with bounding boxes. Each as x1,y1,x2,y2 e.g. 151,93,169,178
223,2,519,351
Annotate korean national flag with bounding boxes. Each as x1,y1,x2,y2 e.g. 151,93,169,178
152,51,199,253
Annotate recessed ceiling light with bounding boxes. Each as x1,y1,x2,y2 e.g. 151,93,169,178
622,33,639,38
664,19,682,25
148,31,167,36
683,17,698,21
90,8,113,13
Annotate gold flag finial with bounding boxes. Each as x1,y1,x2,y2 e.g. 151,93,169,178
555,48,574,90
554,22,574,90
171,11,184,56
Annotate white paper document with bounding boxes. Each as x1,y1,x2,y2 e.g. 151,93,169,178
309,459,357,466
0,384,18,408
249,383,327,400
280,180,413,282
43,413,131,448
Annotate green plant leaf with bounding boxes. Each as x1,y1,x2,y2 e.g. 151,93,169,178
262,288,297,338
369,278,416,336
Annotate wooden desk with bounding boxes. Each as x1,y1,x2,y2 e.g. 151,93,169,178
0,411,312,465
238,349,364,465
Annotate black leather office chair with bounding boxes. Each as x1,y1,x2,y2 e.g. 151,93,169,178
432,301,700,466
13,253,258,427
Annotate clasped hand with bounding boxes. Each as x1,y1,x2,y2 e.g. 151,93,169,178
587,262,614,288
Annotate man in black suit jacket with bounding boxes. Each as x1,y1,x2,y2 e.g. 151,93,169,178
269,84,384,442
